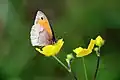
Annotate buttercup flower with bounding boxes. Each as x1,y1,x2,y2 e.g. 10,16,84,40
95,36,104,47
87,39,96,50
35,39,64,57
73,47,91,57
73,39,95,57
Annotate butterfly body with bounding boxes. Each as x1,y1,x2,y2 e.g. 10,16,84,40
30,11,55,46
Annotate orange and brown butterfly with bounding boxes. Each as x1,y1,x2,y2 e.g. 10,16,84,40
30,11,56,47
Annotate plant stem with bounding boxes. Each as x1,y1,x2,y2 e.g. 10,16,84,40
70,71,78,80
94,56,100,80
53,56,78,80
52,56,71,72
82,57,88,80
94,47,100,80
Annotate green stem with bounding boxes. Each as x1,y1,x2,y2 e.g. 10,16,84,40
52,56,71,72
94,47,101,80
94,56,100,80
53,56,78,80
82,57,88,80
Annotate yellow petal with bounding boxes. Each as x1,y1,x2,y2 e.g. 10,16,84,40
35,39,64,57
42,45,55,56
95,36,104,47
87,39,95,50
76,49,92,57
73,39,95,57
35,48,43,53
73,47,83,55
54,39,64,55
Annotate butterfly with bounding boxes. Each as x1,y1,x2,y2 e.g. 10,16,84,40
30,11,56,47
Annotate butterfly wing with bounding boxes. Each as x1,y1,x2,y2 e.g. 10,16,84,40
30,24,52,46
49,23,56,42
34,11,47,25
30,11,55,46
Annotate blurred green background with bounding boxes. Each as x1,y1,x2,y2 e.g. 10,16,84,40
0,0,120,80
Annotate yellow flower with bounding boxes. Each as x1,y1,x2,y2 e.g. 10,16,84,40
87,39,95,50
73,47,91,57
95,36,104,47
73,39,95,57
35,39,64,57
53,39,64,54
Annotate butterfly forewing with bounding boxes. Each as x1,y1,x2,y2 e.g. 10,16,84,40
30,11,54,46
